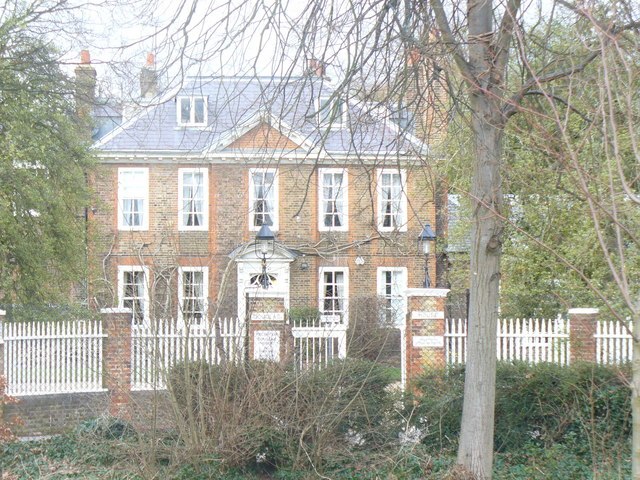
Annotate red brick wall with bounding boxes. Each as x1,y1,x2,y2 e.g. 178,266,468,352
101,308,132,418
91,130,439,316
405,289,448,383
568,308,598,363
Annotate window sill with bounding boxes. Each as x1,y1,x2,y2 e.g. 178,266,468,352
178,226,209,232
118,226,149,232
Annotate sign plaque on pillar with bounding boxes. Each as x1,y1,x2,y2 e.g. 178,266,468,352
253,330,281,361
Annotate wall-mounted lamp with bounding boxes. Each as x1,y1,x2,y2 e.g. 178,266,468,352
255,224,275,289
417,223,436,288
299,255,309,271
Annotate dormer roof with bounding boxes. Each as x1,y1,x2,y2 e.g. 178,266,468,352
94,76,428,158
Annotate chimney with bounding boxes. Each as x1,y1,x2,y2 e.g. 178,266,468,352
307,58,325,77
140,52,158,100
75,49,96,121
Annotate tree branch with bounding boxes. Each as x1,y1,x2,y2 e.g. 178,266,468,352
492,0,522,77
506,90,593,122
503,50,600,118
429,0,475,86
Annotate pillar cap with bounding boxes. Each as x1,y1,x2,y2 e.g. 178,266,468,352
568,308,599,315
100,307,132,314
405,288,450,298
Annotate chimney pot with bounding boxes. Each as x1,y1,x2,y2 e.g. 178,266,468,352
80,50,91,64
307,58,325,77
140,53,158,100
407,48,421,67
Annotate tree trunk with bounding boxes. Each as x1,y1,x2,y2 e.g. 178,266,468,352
456,91,504,479
633,313,640,479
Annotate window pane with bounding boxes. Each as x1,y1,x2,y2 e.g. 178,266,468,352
194,98,205,124
182,171,205,227
322,172,344,228
119,170,146,228
379,269,406,327
122,270,145,325
252,171,275,227
380,172,403,229
321,270,346,318
182,270,206,325
180,98,190,123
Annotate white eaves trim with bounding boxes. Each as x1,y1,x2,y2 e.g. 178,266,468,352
95,149,422,164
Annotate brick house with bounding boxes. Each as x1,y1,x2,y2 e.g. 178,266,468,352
86,56,441,352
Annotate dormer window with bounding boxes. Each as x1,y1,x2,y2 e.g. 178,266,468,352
318,96,344,128
392,102,414,132
177,96,207,126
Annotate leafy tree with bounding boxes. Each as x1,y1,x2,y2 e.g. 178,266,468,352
0,30,93,304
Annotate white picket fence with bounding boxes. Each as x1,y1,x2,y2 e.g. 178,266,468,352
2,316,632,396
131,318,244,390
291,325,347,368
595,320,633,365
446,317,571,365
3,320,106,396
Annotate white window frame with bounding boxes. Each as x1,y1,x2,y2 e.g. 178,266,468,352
176,96,208,126
178,168,208,231
377,168,408,232
377,267,408,327
249,168,279,231
317,96,345,128
177,266,209,327
117,265,150,326
318,267,349,323
118,167,149,231
318,168,348,232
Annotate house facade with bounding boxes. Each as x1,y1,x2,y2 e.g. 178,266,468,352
87,59,439,341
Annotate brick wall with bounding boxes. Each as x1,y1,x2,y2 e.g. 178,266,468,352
91,137,440,318
4,393,109,436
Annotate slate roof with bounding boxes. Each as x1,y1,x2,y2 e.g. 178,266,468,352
95,75,426,157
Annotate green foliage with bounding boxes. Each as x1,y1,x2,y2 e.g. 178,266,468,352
0,28,93,304
76,416,136,441
493,443,631,480
439,18,640,318
5,303,99,322
414,362,631,457
287,306,320,325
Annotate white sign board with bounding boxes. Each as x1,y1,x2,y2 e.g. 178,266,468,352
253,330,281,361
412,336,444,348
411,311,444,320
251,312,285,321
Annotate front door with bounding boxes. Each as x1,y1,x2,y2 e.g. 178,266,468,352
237,260,290,323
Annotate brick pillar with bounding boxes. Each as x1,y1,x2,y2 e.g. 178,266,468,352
568,308,599,364
100,308,132,418
247,296,287,362
405,288,449,385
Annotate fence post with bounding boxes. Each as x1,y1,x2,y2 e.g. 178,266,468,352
0,309,4,380
247,296,287,362
100,308,132,418
568,308,599,363
404,288,450,386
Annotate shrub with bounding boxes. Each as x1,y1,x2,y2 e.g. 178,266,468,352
167,358,398,473
413,362,631,458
